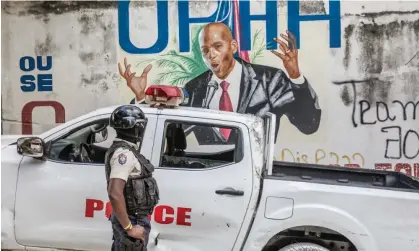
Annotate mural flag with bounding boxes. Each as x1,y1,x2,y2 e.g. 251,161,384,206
214,0,250,62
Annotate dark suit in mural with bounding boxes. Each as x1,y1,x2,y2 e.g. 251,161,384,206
180,57,321,144
123,22,321,144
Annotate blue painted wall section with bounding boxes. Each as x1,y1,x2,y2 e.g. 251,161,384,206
118,1,169,54
19,56,53,92
118,0,342,55
238,0,278,51
288,0,341,48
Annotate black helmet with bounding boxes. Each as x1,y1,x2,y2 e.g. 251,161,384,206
110,105,148,144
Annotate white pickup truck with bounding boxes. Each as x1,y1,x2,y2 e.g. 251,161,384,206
2,102,419,251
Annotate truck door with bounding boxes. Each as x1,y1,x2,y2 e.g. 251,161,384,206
149,115,254,251
14,114,157,251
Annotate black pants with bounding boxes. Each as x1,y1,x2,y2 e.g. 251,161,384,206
110,213,151,251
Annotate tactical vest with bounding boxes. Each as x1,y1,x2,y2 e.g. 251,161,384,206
105,140,160,216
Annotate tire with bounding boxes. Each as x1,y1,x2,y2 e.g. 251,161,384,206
278,243,330,251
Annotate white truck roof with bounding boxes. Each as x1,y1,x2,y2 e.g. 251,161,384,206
39,104,264,139
95,104,263,124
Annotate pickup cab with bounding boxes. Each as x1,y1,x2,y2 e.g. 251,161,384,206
2,103,419,251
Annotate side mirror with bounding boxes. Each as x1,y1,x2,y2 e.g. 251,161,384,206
94,128,108,143
17,137,45,158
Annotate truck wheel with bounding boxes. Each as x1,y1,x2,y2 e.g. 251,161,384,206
278,243,330,251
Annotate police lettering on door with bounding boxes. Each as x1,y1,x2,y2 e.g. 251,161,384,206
85,199,192,226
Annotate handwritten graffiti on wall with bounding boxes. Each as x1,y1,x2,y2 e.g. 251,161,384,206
19,56,66,134
117,0,342,54
334,79,419,162
353,98,418,160
279,149,419,178
280,148,365,168
382,126,419,160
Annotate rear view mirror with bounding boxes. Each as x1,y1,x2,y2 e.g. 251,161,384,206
94,128,108,143
17,137,45,158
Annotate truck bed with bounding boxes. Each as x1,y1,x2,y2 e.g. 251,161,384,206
270,161,419,192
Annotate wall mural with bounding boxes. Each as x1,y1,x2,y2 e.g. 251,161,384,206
118,0,333,146
2,0,418,177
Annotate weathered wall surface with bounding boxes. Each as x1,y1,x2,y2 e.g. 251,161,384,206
2,1,418,176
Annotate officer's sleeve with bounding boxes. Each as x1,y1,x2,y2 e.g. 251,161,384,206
109,148,136,182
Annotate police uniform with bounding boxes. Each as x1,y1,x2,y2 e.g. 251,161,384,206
108,138,143,181
105,137,159,251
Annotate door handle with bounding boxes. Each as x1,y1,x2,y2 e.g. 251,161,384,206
215,187,244,196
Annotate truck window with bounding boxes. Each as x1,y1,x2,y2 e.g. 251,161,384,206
48,119,116,164
159,121,244,169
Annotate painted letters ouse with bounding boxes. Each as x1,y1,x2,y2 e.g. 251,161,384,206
1,1,418,177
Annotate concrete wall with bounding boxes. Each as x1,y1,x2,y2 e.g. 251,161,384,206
2,1,418,177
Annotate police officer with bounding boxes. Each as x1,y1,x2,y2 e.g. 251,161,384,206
105,105,160,251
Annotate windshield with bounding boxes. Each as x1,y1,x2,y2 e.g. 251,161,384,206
38,113,108,140
65,126,91,140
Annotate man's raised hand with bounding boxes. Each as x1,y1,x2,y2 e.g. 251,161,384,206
118,57,152,101
270,30,301,79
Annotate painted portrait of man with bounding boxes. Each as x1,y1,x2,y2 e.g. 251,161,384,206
119,22,321,144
